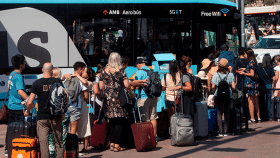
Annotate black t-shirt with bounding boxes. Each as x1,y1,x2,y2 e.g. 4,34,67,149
257,66,275,86
235,58,249,89
30,77,63,120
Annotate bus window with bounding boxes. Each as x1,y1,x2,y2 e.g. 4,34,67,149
227,27,239,57
136,17,192,63
199,24,216,60
71,18,133,67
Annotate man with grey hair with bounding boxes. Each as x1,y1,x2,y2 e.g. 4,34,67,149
26,62,67,158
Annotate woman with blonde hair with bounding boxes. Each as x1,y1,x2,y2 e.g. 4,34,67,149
99,52,134,152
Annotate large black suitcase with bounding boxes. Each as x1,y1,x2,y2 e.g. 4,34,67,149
229,107,242,135
6,121,36,158
271,97,280,120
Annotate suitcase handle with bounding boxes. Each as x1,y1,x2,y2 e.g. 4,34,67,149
20,135,30,138
136,88,143,123
174,91,177,115
169,127,171,136
132,108,137,123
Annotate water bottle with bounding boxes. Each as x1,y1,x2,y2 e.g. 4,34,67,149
25,116,32,123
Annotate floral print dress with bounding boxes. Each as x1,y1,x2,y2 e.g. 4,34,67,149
100,68,129,119
244,60,259,96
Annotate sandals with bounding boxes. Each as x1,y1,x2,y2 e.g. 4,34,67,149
248,119,256,123
113,146,125,152
110,144,115,151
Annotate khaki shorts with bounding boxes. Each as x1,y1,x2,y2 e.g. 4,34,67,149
137,98,158,122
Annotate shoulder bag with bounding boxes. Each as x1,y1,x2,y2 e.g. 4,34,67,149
0,72,20,122
110,71,132,107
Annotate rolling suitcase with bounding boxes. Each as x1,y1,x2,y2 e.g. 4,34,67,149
65,133,79,158
229,107,242,135
194,101,208,138
208,109,218,136
89,104,109,150
170,93,194,146
270,97,280,120
7,118,36,158
275,97,280,120
131,105,156,152
12,136,39,158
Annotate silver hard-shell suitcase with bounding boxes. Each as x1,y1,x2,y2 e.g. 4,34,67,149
170,92,194,146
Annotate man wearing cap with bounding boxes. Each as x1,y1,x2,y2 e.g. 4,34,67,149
134,58,158,137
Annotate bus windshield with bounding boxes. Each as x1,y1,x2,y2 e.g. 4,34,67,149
254,38,280,49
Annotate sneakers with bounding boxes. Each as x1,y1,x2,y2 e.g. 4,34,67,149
5,150,8,157
258,118,261,123
79,148,88,156
223,133,229,137
218,134,224,137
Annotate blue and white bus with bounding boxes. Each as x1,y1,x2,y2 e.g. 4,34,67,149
0,0,240,111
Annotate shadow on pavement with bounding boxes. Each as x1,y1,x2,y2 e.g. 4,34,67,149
163,125,280,158
82,154,103,158
208,147,247,152
267,132,280,135
154,147,163,151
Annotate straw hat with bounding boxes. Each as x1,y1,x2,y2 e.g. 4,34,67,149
195,71,209,80
218,58,229,68
201,59,212,70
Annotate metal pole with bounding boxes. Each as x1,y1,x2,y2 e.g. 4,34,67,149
241,0,245,47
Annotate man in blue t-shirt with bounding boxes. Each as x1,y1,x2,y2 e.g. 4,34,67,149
219,44,236,72
5,54,34,157
134,58,158,137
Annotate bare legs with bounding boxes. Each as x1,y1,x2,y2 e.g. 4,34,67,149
248,95,260,121
70,119,79,134
151,120,157,137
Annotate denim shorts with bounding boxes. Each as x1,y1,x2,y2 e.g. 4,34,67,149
69,106,81,122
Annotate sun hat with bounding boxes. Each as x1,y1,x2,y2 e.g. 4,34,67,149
195,71,209,80
218,58,229,68
201,59,212,70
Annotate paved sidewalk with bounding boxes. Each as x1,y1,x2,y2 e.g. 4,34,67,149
1,122,280,158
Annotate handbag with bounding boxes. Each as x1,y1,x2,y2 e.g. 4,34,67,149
0,72,20,122
110,72,132,107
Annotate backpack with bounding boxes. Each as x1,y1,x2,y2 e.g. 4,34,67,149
48,81,68,116
217,73,230,98
185,73,203,101
64,77,80,104
143,69,162,98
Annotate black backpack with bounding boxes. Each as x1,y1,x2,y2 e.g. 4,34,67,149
143,69,162,98
185,73,203,101
217,73,230,98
